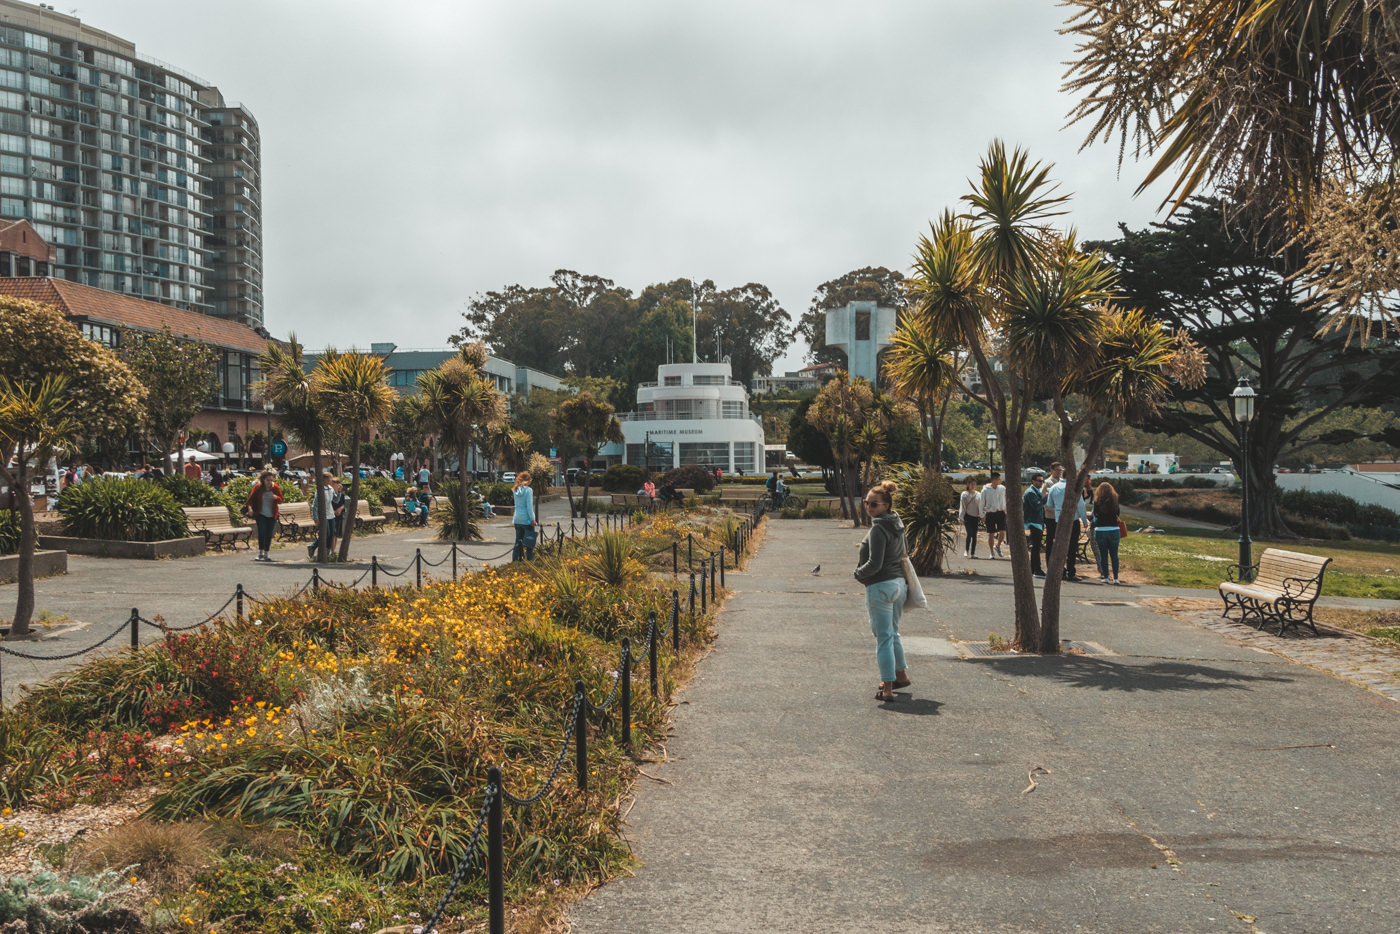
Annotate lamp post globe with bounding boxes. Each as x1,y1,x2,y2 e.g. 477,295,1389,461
986,431,998,471
1231,377,1257,581
222,441,235,473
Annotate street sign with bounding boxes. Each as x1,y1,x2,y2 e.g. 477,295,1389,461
271,440,287,456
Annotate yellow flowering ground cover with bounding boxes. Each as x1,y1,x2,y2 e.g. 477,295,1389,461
0,506,749,934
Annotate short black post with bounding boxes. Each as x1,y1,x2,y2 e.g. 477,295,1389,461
312,568,321,592
487,766,504,934
574,680,588,792
671,589,681,652
719,546,726,588
235,583,244,619
451,544,458,581
710,556,717,602
672,541,678,575
371,555,378,588
648,610,658,696
700,565,707,612
620,638,632,750
688,534,693,571
129,608,139,649
415,548,423,589
689,572,696,622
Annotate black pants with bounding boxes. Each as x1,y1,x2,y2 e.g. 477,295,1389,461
255,514,276,552
1027,525,1043,574
1045,518,1079,578
963,515,980,555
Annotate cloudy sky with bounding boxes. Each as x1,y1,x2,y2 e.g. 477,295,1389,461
69,0,1171,374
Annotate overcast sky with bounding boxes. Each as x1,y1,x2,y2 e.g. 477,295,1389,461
71,0,1171,375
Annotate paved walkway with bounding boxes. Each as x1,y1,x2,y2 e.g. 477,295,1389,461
569,519,1400,934
0,498,580,701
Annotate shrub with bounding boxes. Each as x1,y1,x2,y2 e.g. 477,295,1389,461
1155,499,1239,525
0,511,18,556
433,479,483,542
479,481,514,506
659,464,715,493
56,476,188,542
889,464,957,574
581,532,646,587
72,821,215,893
1279,490,1400,531
802,501,836,519
356,476,406,511
0,870,143,933
159,474,223,507
601,463,647,492
525,451,554,498
221,476,306,522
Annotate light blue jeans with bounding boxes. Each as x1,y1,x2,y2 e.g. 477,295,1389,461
865,578,908,682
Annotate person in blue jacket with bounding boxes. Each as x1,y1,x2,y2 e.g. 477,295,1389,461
512,471,536,561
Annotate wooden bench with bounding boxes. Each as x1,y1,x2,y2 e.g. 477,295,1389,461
717,487,767,501
276,501,319,541
390,495,445,526
1219,547,1332,635
183,506,251,552
610,493,653,507
354,499,387,531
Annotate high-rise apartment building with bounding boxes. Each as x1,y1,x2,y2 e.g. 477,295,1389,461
0,0,263,327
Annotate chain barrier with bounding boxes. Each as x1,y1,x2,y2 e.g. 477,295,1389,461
499,689,583,807
143,614,207,633
420,783,497,934
373,561,414,578
0,615,133,660
418,548,455,568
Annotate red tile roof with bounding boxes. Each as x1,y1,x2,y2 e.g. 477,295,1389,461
0,277,269,354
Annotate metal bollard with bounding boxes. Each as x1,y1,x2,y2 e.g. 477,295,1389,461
415,548,423,589
648,611,658,696
575,680,588,792
620,638,632,750
129,608,139,649
688,534,693,571
720,546,726,588
672,589,681,652
371,555,378,588
312,568,321,591
673,541,678,575
451,544,458,581
487,765,504,934
700,565,707,612
689,572,696,622
710,556,717,602
236,583,244,619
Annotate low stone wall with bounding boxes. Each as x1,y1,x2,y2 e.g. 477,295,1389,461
0,549,68,584
38,535,207,560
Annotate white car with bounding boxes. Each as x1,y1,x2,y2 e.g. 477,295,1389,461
500,472,516,483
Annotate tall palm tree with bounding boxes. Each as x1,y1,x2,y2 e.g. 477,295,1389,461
258,336,332,562
313,352,397,560
885,319,960,470
0,375,78,638
484,423,531,475
417,343,507,540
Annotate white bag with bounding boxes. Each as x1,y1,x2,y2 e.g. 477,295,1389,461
902,550,927,611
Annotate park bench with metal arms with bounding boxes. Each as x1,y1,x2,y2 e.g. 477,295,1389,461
183,506,251,552
354,499,388,531
276,501,319,541
1219,547,1332,635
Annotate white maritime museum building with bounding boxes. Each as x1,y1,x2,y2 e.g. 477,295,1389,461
608,362,766,475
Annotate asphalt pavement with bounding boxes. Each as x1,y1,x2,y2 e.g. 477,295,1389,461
569,518,1400,934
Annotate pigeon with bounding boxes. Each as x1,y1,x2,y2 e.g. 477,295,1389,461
810,564,821,575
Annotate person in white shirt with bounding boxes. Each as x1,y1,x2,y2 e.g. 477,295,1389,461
980,472,1008,558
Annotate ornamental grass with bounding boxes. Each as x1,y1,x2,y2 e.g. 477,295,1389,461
0,507,744,933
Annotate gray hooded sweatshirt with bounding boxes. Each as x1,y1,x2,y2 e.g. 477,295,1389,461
854,512,906,585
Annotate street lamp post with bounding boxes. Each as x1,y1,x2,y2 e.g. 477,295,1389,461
222,441,235,474
263,401,274,468
987,431,998,472
1232,377,1257,581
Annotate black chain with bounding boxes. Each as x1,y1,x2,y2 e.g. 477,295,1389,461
0,616,135,660
420,783,497,934
419,550,454,568
589,666,624,713
500,690,583,806
374,562,413,578
630,619,656,672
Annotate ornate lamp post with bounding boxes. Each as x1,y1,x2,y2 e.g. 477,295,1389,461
263,400,274,467
987,430,998,472
1232,377,1256,581
222,441,235,473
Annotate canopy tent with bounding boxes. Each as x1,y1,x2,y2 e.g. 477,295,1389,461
287,451,345,468
168,448,222,463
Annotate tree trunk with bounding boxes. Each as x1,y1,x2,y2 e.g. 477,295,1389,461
338,439,361,560
580,458,593,518
312,452,327,563
1000,436,1041,652
6,459,36,639
456,443,472,540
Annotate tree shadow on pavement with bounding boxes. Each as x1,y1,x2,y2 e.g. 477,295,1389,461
970,655,1294,693
879,696,944,715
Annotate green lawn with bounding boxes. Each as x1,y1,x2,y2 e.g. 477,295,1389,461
1121,525,1400,599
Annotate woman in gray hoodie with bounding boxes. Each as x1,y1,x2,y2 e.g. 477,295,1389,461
854,480,910,703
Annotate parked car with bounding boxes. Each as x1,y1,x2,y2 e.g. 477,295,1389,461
500,472,516,484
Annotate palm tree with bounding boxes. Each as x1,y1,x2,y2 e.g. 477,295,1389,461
313,352,397,560
258,336,332,562
551,392,622,518
417,343,507,540
484,422,531,475
885,320,960,470
0,375,78,638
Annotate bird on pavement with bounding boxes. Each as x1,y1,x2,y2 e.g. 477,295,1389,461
810,564,821,575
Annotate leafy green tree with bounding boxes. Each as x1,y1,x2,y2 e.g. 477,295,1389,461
0,298,145,636
120,326,219,472
455,283,568,376
551,391,622,517
807,374,907,525
799,266,908,365
418,342,507,540
786,398,834,476
1088,197,1400,535
383,395,428,468
698,282,794,388
314,351,396,559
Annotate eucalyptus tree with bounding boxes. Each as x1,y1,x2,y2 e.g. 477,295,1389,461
417,342,507,541
314,351,397,560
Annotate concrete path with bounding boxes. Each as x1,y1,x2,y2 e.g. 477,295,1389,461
569,519,1400,934
0,498,582,701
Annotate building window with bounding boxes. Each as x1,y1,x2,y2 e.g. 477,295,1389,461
721,400,746,419
733,442,756,475
856,310,871,341
693,374,726,385
679,442,729,469
663,375,682,386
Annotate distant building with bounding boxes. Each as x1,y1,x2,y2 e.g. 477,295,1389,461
824,300,896,384
750,370,820,395
327,343,565,399
610,361,765,475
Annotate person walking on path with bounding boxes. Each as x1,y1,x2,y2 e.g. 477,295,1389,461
1092,480,1123,584
245,469,283,562
980,471,1007,558
854,480,910,703
1023,474,1047,578
512,471,537,561
1044,463,1084,581
957,477,983,558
